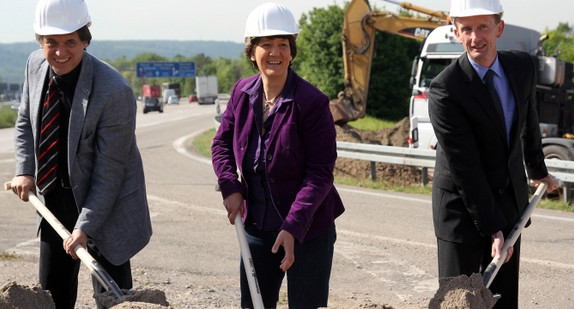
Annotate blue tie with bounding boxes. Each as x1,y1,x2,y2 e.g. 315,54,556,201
484,69,505,127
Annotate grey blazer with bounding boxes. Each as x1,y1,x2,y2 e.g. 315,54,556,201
15,49,152,265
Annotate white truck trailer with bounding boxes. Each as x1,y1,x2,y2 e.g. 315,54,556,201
196,75,218,105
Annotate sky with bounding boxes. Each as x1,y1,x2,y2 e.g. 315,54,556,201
1,0,572,44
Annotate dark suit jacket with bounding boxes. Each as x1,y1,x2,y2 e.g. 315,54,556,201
15,50,152,265
428,51,548,244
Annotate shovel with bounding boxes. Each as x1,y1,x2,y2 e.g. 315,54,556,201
214,184,264,309
234,213,265,309
481,182,548,301
4,182,124,299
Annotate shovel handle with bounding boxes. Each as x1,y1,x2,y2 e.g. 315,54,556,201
4,181,124,299
482,182,547,288
234,213,265,309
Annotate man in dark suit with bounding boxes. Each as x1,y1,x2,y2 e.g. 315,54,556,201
428,0,558,307
8,0,152,308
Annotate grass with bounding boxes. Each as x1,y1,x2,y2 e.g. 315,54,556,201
347,115,396,130
176,119,574,213
192,128,216,157
0,106,18,129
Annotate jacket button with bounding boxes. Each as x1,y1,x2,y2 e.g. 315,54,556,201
269,177,276,183
498,188,504,194
266,154,272,161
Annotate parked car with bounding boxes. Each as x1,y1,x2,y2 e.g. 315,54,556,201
215,93,230,123
167,95,179,105
10,101,21,110
143,96,163,114
188,94,198,103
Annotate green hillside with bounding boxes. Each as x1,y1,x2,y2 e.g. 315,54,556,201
0,40,244,85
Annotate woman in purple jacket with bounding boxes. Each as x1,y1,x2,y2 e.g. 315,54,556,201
211,3,345,309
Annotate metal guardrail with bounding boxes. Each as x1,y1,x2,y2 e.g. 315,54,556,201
337,141,574,203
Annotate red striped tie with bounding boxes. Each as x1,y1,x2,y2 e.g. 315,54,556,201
36,76,61,194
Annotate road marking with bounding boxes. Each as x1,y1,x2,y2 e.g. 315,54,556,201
532,213,574,222
522,257,574,270
336,187,574,223
172,130,213,166
147,194,222,216
337,187,430,204
338,229,436,249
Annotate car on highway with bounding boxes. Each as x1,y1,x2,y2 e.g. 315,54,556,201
188,94,198,103
214,93,231,126
143,96,163,114
10,101,21,111
167,95,179,105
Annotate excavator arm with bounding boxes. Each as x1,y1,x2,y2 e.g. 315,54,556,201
331,0,448,125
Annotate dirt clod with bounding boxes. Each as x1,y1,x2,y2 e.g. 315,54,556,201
0,280,55,309
428,273,495,309
94,288,170,308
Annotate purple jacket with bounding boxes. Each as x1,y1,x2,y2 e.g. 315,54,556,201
212,69,344,243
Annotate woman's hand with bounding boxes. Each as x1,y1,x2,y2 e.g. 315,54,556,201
272,230,295,272
223,192,244,224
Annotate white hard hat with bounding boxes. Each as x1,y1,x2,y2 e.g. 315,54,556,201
34,0,91,35
244,3,299,43
449,0,503,17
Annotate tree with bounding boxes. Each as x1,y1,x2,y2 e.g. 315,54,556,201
296,5,345,100
367,32,420,120
543,23,574,63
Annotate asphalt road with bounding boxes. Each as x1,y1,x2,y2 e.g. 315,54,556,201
0,102,573,308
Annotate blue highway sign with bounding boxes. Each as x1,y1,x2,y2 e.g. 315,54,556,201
136,62,196,78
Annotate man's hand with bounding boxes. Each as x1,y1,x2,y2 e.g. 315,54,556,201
535,174,560,192
223,192,244,224
272,230,295,272
64,229,88,260
491,231,513,263
10,175,35,201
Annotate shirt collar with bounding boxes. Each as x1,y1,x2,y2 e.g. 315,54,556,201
243,68,296,103
467,53,502,80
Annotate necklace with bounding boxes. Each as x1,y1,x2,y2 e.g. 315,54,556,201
263,96,277,113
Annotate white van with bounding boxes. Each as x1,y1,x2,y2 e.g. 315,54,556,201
162,89,176,104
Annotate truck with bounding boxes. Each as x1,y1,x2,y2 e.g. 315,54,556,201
142,84,163,114
143,84,161,98
408,24,574,160
195,75,218,105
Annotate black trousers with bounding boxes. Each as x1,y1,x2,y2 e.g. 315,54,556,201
39,186,132,309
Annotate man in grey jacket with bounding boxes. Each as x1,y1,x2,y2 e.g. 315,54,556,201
8,0,152,308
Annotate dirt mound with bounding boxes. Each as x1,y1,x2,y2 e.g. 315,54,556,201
0,280,170,309
428,273,495,309
94,289,170,308
0,281,55,309
335,117,411,147
335,117,427,186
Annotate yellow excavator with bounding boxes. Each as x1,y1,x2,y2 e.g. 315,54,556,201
331,0,449,125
